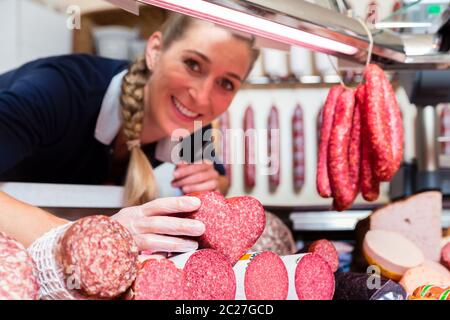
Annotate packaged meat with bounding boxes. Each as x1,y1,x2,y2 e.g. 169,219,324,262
0,232,39,300
186,191,265,265
363,230,425,281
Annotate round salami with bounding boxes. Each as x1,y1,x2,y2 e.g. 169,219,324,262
243,251,288,300
0,232,39,300
308,239,339,273
60,215,138,298
281,253,335,300
173,249,236,300
130,258,186,300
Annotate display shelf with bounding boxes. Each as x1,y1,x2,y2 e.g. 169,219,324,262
290,209,450,231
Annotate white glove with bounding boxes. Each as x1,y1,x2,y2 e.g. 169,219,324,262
112,196,205,253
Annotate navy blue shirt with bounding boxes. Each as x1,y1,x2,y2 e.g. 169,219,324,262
0,54,224,185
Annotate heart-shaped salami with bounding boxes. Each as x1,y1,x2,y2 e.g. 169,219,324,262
186,191,266,265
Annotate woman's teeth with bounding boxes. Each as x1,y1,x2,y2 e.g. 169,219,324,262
173,97,199,118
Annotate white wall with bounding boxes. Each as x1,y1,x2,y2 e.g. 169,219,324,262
0,0,72,74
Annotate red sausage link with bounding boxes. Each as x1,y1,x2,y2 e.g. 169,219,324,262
268,106,281,190
293,104,305,191
328,88,356,211
244,106,256,188
317,85,344,197
364,64,394,181
358,84,380,201
382,74,404,177
219,111,232,185
348,89,361,200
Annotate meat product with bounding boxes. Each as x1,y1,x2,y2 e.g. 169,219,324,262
129,258,186,300
29,216,138,299
251,211,297,256
293,104,305,192
333,272,406,300
369,191,442,261
411,285,450,300
328,88,356,211
59,215,138,299
363,64,394,181
441,242,450,270
358,84,380,201
268,106,281,190
218,111,232,184
400,264,450,296
317,85,344,197
233,251,288,300
382,73,404,177
186,191,265,265
170,249,236,300
308,239,339,273
363,230,424,281
0,232,39,300
281,253,335,300
348,92,361,200
243,105,256,188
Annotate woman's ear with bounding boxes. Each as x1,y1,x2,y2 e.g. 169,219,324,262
145,31,163,70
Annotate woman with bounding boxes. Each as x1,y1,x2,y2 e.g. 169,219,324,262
0,14,259,251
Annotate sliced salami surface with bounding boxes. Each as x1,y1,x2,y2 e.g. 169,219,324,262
182,249,236,300
60,215,139,298
130,258,186,300
282,253,335,300
186,191,265,265
0,232,39,300
308,239,339,273
234,251,288,300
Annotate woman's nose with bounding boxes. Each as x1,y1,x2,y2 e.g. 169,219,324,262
189,79,213,109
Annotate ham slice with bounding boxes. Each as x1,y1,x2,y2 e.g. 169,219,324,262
370,191,442,261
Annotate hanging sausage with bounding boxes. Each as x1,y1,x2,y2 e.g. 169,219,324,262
292,104,305,192
244,106,256,189
267,106,280,191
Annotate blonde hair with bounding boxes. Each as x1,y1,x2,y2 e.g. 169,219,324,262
120,13,260,206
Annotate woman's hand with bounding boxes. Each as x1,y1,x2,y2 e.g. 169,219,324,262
171,161,220,194
112,196,204,253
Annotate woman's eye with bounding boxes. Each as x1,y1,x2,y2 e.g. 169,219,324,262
219,78,235,92
184,59,201,72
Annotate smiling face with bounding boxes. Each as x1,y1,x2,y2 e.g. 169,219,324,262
142,20,253,141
